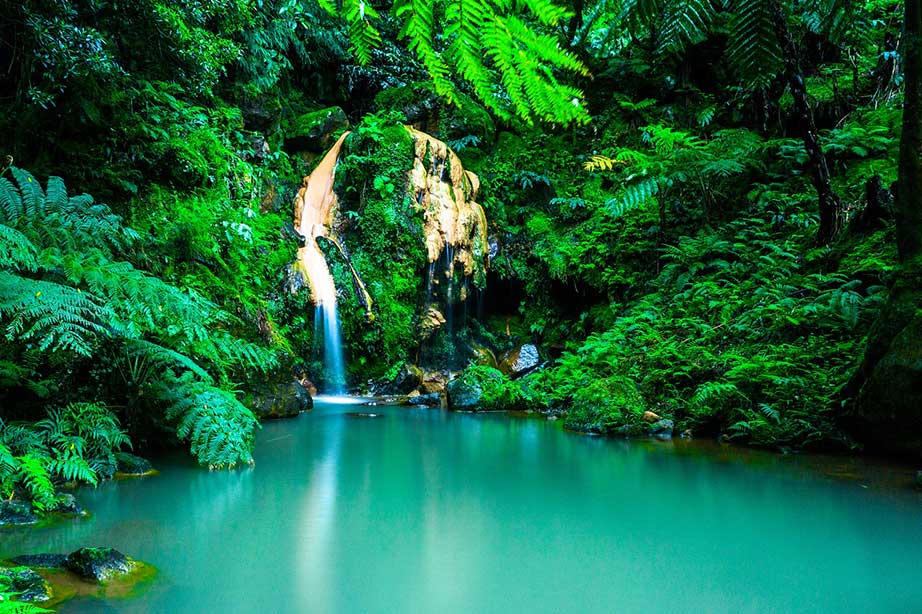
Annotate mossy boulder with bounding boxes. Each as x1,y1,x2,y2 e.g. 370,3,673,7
65,548,132,582
250,380,313,420
0,500,38,527
0,566,52,602
564,378,646,434
52,494,86,516
447,366,523,411
284,107,348,153
116,452,155,476
115,452,155,475
855,310,922,456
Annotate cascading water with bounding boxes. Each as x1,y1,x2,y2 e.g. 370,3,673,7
294,134,351,395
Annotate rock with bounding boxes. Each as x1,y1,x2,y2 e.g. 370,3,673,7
345,412,384,418
407,393,441,407
420,308,446,340
497,344,540,378
0,567,52,602
65,548,132,582
251,380,313,420
642,410,661,423
116,453,155,476
419,371,447,394
649,419,675,437
9,554,68,569
0,500,38,527
284,107,349,153
447,376,484,409
383,364,423,395
53,494,87,516
470,343,498,369
855,309,922,457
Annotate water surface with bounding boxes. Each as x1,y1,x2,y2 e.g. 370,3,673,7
3,400,921,613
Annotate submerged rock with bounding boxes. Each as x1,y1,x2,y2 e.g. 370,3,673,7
0,566,52,602
251,380,313,420
0,500,38,527
497,344,540,379
65,548,132,582
115,453,155,476
9,554,68,569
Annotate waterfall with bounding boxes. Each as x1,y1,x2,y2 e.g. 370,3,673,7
294,133,351,395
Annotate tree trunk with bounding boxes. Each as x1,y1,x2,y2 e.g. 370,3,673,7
771,1,843,244
847,0,922,458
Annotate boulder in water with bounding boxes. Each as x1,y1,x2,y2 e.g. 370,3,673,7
53,494,87,516
497,344,540,378
65,548,132,582
406,393,442,407
250,380,313,420
649,419,675,437
116,453,155,476
0,500,38,527
0,566,52,602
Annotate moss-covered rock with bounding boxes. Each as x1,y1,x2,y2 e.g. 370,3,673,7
115,453,156,476
0,500,38,527
65,548,132,582
249,380,313,420
284,107,349,153
0,566,52,602
855,309,922,456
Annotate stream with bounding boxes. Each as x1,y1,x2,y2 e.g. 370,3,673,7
3,398,922,613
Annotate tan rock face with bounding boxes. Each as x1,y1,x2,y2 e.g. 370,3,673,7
407,128,489,283
291,127,488,331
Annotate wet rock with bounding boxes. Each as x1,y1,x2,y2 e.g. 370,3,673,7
284,107,349,153
642,410,662,423
53,494,87,516
649,419,675,437
345,412,384,418
383,364,423,395
497,344,540,379
116,453,155,476
65,548,132,582
9,554,68,569
420,308,446,340
0,566,52,602
0,500,38,527
251,380,313,420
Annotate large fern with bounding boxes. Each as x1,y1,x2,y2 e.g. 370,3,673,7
325,0,590,124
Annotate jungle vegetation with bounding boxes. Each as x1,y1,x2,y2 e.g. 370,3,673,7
0,0,919,512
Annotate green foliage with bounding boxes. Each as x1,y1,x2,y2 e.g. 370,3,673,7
0,402,129,510
0,168,271,469
455,365,524,411
324,0,590,124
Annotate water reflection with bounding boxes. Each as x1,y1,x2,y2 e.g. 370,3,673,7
1,403,920,614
